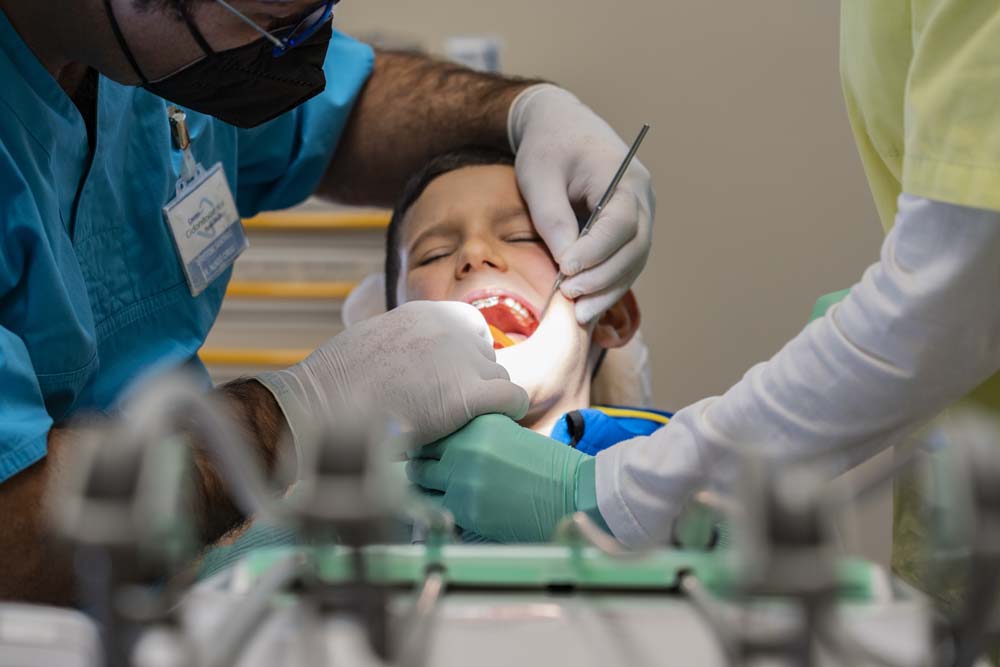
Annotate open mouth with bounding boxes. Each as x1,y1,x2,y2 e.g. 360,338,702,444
463,289,540,349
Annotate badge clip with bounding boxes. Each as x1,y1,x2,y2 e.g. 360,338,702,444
168,106,202,193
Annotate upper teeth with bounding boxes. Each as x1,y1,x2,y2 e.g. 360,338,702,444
470,296,533,321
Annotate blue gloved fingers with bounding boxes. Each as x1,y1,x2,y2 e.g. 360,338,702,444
416,489,448,509
408,413,511,463
558,192,639,277
411,438,447,461
405,457,450,492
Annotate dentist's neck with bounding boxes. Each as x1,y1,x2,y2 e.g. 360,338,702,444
1,2,74,75
0,0,118,95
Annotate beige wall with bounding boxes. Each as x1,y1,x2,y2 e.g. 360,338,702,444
337,0,882,410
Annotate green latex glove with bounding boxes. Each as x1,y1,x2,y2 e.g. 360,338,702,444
406,414,605,543
810,288,850,322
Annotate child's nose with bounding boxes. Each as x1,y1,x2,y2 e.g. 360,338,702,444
458,238,508,276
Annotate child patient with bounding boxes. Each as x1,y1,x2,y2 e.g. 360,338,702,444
384,147,670,454
197,149,702,576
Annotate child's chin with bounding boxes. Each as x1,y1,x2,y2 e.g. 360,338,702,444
514,404,552,435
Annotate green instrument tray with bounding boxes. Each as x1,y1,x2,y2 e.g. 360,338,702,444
232,544,882,602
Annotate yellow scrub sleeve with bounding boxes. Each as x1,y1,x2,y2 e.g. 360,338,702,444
841,0,1000,613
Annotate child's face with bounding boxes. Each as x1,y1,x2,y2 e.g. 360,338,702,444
395,164,596,423
398,165,561,343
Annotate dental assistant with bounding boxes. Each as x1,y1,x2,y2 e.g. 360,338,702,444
0,0,654,602
409,0,1000,582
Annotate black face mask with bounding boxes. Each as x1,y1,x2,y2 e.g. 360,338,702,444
104,0,332,128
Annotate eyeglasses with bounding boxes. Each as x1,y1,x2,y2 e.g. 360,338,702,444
213,0,337,57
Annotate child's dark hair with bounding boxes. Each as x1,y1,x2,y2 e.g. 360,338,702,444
384,147,515,310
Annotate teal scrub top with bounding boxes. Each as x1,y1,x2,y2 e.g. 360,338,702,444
0,11,374,481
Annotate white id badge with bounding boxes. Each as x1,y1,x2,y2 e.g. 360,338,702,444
163,162,248,297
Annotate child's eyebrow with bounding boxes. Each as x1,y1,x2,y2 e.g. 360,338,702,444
492,205,530,225
406,219,459,253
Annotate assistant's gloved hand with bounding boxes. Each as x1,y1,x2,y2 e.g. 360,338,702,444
509,84,655,324
256,302,529,449
406,414,604,543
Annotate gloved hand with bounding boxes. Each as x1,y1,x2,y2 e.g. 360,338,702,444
406,414,604,542
509,84,655,324
256,301,529,448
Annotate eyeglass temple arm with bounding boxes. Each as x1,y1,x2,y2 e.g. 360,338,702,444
212,0,285,48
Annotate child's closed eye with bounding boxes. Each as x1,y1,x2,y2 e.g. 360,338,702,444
417,249,454,266
506,233,542,244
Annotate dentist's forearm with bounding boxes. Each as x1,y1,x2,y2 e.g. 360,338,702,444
0,385,285,604
599,195,1000,547
319,49,541,206
200,379,289,543
0,429,79,603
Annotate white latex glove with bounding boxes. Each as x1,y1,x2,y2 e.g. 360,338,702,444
597,195,1000,548
509,84,655,324
256,301,529,448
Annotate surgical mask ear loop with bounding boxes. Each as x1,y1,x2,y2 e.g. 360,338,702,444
102,0,151,85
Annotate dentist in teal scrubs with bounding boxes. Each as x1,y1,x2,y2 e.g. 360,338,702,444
0,0,655,602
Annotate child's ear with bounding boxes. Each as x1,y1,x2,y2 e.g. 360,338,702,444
592,290,640,349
